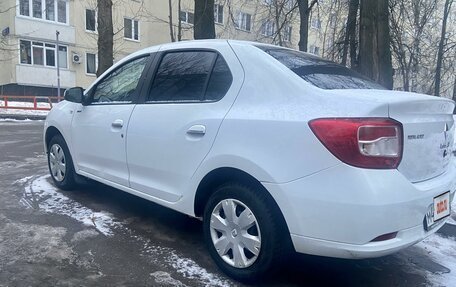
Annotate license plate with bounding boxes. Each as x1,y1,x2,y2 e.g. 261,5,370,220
425,191,451,230
433,192,450,221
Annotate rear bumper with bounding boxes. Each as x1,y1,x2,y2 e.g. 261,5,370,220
263,160,456,259
291,219,446,259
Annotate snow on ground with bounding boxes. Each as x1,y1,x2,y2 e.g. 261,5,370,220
415,233,456,286
18,175,456,287
20,175,232,287
0,100,51,116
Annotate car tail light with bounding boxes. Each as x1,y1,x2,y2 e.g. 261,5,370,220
309,118,403,169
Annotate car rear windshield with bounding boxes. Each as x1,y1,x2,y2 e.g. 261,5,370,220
256,46,385,90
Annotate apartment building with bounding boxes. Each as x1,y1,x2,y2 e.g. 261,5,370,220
0,0,339,95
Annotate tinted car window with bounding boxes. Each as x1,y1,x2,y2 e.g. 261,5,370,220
149,51,217,102
257,46,385,90
205,56,233,101
92,56,149,104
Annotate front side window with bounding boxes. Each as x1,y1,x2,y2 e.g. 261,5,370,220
86,9,96,31
19,0,67,24
91,56,148,104
124,18,139,41
258,46,385,90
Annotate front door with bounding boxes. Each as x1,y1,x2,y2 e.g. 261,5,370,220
71,55,150,186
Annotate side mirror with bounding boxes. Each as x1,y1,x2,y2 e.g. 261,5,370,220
64,87,84,103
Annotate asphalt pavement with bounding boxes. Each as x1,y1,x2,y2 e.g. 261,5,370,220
0,120,455,287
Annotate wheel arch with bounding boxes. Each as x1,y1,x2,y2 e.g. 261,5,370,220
194,167,292,238
45,126,64,151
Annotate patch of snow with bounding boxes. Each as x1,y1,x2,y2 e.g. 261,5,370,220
416,233,456,286
0,118,41,122
150,271,188,287
13,175,34,185
21,175,233,287
0,100,50,116
23,175,120,236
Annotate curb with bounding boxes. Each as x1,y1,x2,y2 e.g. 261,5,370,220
0,114,46,121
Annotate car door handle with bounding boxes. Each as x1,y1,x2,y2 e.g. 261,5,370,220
187,125,206,135
111,119,124,128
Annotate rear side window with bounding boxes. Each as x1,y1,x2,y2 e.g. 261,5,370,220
148,51,232,102
257,46,385,90
205,56,232,101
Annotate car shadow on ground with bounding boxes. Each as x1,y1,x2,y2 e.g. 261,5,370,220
61,180,438,287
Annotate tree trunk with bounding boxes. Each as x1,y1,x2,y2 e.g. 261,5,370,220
342,0,359,67
168,0,175,42
194,0,215,39
452,76,456,102
178,0,182,41
96,0,113,77
434,0,452,97
358,0,393,89
297,0,317,52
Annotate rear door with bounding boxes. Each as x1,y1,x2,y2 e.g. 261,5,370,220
71,55,151,186
127,45,243,202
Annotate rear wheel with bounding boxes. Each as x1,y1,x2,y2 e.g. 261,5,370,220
203,183,287,282
47,135,77,190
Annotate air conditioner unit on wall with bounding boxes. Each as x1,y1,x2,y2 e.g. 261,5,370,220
72,53,81,64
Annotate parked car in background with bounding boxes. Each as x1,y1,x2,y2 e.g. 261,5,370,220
44,40,455,281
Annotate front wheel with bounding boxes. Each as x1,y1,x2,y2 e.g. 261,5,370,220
47,135,77,190
203,183,287,282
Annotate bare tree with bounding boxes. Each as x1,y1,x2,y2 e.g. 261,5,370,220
168,0,176,42
434,0,454,96
297,0,318,52
341,0,359,67
194,0,215,39
96,0,114,76
358,0,393,89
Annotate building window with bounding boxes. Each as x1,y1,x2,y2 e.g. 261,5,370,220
45,0,54,21
86,53,97,75
19,39,67,68
329,14,337,28
261,20,276,37
283,26,292,42
18,0,68,24
309,45,320,55
57,0,66,23
179,11,194,24
19,0,30,16
235,12,251,32
86,9,96,31
214,4,223,24
124,18,139,41
311,18,321,29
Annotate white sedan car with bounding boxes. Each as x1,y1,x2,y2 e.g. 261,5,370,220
44,40,455,281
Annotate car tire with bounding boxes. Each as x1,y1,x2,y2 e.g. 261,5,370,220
203,182,287,282
47,134,77,190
